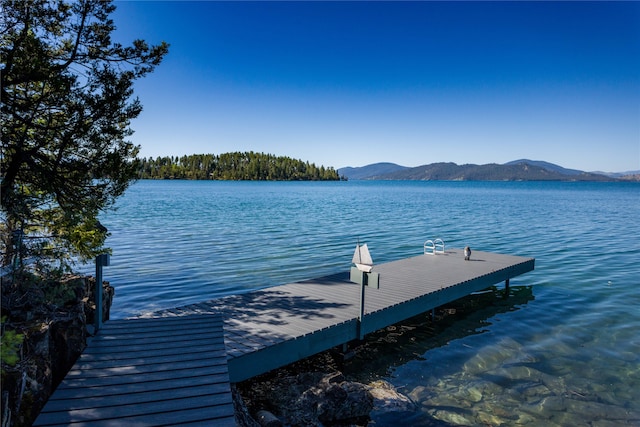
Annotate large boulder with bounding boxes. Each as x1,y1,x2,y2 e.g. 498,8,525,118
241,371,374,426
298,373,373,425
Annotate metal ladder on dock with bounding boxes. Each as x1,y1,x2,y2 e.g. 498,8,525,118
424,238,445,255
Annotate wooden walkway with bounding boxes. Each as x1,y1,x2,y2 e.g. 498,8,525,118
156,248,535,382
33,314,236,427
34,248,534,425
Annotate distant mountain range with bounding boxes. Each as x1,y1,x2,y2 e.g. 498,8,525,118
338,159,640,181
337,162,408,180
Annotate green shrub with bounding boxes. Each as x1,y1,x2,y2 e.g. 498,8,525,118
1,317,24,374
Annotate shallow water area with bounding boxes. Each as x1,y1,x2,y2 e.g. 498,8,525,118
90,180,639,425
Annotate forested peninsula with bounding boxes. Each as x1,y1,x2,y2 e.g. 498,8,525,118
138,152,343,181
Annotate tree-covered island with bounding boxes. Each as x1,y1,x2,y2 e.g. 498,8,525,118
139,152,344,181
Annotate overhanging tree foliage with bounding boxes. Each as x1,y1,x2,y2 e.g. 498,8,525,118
1,0,168,269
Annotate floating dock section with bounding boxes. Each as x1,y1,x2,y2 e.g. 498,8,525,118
161,248,534,382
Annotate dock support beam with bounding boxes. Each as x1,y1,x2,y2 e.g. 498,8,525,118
504,278,510,298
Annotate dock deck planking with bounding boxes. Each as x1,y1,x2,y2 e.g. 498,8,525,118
156,248,533,382
35,248,533,425
33,314,235,427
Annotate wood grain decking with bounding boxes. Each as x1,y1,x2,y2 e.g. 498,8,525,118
157,248,535,382
34,248,534,425
33,314,235,427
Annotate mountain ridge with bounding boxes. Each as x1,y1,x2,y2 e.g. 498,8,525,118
337,162,409,180
338,160,637,181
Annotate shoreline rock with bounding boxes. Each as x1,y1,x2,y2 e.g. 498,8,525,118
1,275,113,427
234,350,416,427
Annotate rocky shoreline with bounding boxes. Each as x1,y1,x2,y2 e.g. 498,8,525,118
1,271,418,427
234,349,415,427
1,275,114,427
0,275,455,427
1,273,477,427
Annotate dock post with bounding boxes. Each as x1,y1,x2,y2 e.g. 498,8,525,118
95,254,110,332
504,278,510,298
358,280,365,340
95,257,103,332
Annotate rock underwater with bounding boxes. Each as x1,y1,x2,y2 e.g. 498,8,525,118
236,367,417,426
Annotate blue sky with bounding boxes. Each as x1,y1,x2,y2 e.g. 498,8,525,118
112,1,640,172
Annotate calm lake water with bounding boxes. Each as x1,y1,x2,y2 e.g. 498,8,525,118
91,180,639,426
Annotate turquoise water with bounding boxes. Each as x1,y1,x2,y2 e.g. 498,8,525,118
94,180,639,425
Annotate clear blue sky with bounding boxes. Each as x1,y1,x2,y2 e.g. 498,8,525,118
112,1,640,172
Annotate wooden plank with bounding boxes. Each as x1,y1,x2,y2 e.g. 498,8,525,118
210,249,533,381
103,314,223,328
87,323,225,343
56,365,226,389
34,393,233,425
34,314,235,426
34,405,237,427
85,335,222,355
49,373,230,400
86,329,214,343
77,341,224,369
42,383,232,411
37,249,533,426
61,359,229,388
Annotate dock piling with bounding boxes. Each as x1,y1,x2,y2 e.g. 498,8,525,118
358,279,366,340
94,253,110,332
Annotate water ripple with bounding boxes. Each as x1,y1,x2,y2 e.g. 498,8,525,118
88,180,640,425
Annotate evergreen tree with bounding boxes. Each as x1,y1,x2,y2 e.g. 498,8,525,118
135,151,341,181
1,0,169,268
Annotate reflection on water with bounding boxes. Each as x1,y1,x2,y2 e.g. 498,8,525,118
345,286,535,383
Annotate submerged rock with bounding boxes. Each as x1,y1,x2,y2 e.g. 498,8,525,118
430,408,475,426
368,380,416,413
238,371,373,426
462,337,525,375
255,410,283,427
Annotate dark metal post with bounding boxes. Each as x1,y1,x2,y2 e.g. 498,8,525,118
95,256,103,332
358,274,367,340
95,254,110,332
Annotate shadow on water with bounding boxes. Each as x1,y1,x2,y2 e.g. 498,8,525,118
342,285,535,382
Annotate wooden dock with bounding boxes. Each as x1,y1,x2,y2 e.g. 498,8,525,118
157,248,534,382
34,248,534,425
33,314,236,427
